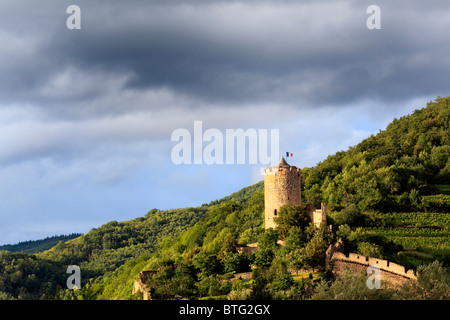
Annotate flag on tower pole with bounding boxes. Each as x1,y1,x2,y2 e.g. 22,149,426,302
286,152,293,157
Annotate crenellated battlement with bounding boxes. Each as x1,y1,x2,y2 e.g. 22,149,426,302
264,165,301,175
327,242,417,281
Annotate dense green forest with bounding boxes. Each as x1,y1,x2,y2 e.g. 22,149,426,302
0,97,449,300
302,98,450,213
0,207,209,299
0,234,82,254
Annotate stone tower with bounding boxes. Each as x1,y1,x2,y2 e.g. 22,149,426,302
264,157,302,229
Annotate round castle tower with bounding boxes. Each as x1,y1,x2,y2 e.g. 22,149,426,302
264,157,301,229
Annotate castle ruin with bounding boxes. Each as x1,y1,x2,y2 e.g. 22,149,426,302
132,270,155,300
264,157,326,229
326,239,417,286
133,157,417,299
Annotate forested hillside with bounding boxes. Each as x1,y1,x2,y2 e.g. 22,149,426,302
0,97,448,300
0,207,207,299
0,182,263,299
300,97,450,267
0,234,82,254
90,97,449,300
302,97,450,213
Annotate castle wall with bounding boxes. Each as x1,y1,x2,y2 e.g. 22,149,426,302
264,165,301,229
326,241,417,287
312,210,324,227
132,271,155,300
306,202,327,227
236,243,258,254
332,259,412,287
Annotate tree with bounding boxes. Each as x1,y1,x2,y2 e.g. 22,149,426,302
311,269,394,300
275,204,311,239
222,252,250,273
272,272,295,291
357,242,383,259
398,261,450,300
196,275,221,297
172,263,197,297
287,249,304,274
253,248,275,268
257,228,278,250
334,204,364,227
300,235,328,272
249,268,272,300
0,291,16,300
217,232,237,262
192,251,222,278
284,227,308,252
227,288,252,300
336,224,352,240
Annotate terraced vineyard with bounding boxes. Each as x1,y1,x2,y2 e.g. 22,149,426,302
368,221,449,252
364,186,450,267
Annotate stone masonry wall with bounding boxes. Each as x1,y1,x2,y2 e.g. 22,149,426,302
132,271,155,300
264,165,301,229
326,241,417,287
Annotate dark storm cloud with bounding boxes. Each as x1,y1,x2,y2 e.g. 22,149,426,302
0,0,449,116
55,0,450,107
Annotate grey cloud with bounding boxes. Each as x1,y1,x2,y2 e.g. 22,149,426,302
1,0,449,245
1,0,449,121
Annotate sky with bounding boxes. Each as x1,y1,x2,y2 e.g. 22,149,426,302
0,0,449,245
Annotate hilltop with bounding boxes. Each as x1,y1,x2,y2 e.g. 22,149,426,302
0,97,449,300
0,181,263,299
0,234,82,254
302,97,450,213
